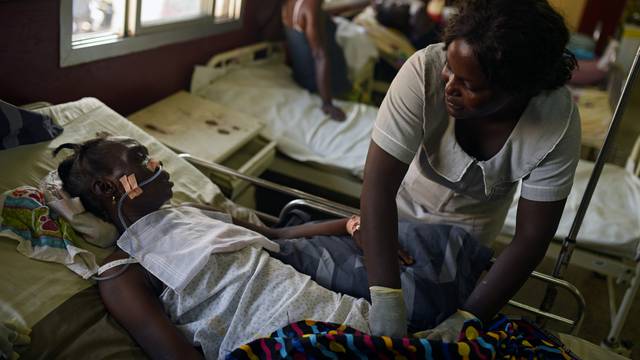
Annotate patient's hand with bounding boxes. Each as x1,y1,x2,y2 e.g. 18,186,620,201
322,103,346,121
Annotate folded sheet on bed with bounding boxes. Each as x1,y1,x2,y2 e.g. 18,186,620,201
191,59,376,178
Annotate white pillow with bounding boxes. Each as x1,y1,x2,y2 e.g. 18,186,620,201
40,171,118,248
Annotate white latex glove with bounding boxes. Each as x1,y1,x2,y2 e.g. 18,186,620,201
0,320,30,360
412,309,477,342
368,286,407,338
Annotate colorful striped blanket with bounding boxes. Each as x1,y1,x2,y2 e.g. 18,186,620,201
227,316,577,359
0,186,99,278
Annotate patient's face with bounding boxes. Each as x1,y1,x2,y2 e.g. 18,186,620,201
105,137,174,213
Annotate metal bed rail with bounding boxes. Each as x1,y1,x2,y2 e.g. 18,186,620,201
206,42,284,69
178,153,359,217
179,152,585,334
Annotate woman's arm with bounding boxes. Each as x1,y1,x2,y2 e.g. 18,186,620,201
360,142,409,289
303,0,345,121
98,250,203,360
461,197,566,323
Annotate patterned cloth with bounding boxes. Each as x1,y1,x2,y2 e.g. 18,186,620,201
0,186,99,278
271,220,493,332
227,316,578,360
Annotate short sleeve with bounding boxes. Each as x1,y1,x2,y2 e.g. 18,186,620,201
521,105,581,202
371,49,426,164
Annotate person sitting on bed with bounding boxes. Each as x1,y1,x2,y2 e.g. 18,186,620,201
52,135,491,359
372,0,441,50
281,0,350,121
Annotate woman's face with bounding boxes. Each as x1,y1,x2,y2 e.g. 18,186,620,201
105,137,174,213
441,39,514,119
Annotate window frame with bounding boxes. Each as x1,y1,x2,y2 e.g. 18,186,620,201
60,0,244,68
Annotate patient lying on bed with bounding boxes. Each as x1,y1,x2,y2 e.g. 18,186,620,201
52,135,490,359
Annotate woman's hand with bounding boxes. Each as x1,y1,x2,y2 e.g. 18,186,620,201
322,103,346,121
412,309,478,342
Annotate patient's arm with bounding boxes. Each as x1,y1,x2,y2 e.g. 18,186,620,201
98,249,203,360
176,202,350,239
235,217,349,240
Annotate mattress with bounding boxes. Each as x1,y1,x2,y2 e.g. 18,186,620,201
503,160,640,260
191,57,376,179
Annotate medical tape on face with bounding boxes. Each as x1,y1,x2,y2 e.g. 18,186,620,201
119,174,143,199
145,158,160,171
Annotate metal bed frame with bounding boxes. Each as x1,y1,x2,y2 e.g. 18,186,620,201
179,153,586,334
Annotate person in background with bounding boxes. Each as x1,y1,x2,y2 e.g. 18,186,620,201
372,0,441,49
359,0,580,339
282,0,350,121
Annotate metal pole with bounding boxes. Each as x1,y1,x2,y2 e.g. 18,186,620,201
539,46,640,315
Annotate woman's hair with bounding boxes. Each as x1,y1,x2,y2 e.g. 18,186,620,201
443,0,577,96
52,136,115,220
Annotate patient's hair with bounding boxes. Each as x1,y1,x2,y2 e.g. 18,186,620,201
443,0,577,96
53,136,114,220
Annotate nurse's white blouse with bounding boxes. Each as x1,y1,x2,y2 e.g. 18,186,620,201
372,43,581,245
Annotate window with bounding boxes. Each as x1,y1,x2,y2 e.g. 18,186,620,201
61,0,244,67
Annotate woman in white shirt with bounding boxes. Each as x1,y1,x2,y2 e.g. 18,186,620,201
360,0,581,338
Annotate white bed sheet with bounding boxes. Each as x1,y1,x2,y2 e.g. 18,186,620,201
191,58,376,178
503,160,640,260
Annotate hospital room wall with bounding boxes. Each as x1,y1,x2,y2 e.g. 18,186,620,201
0,0,281,116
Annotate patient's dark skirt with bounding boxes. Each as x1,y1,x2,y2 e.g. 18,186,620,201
284,17,351,96
270,220,493,332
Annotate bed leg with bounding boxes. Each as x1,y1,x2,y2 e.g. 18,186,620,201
602,261,639,355
606,275,617,327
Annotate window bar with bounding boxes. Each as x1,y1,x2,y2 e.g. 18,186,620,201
205,0,215,16
127,0,142,36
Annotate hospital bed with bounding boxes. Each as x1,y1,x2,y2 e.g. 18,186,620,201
0,98,354,357
190,42,371,202
504,48,640,355
0,98,626,359
352,6,416,68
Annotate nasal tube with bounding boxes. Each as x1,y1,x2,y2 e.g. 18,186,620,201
92,164,164,281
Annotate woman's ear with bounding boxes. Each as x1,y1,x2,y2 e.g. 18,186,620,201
91,178,119,199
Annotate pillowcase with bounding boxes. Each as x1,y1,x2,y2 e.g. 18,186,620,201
40,171,118,248
0,100,63,150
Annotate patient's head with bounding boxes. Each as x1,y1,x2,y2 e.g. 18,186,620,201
53,136,173,229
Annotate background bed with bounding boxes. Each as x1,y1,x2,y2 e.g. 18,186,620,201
190,42,371,202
